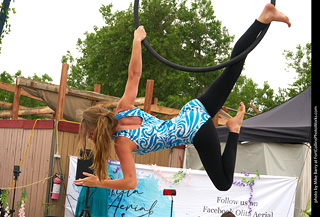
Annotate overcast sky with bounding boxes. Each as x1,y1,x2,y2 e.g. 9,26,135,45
0,0,311,91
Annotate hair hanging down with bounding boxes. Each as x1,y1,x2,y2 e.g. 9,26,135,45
78,106,118,181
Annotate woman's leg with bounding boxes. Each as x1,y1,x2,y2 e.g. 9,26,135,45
197,19,268,117
193,4,290,190
194,103,245,191
197,3,291,117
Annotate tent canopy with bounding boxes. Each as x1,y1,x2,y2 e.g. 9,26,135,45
217,87,311,143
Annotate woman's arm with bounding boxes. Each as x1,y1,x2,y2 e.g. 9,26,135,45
73,137,138,190
99,140,137,190
116,26,147,113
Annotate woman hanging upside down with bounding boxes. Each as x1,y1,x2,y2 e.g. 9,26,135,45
73,3,291,191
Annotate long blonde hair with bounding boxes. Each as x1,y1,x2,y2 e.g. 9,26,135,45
78,106,118,181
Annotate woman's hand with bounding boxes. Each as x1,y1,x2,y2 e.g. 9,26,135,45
73,172,101,187
134,26,146,42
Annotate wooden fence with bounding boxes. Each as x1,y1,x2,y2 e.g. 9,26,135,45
0,120,177,216
0,120,53,216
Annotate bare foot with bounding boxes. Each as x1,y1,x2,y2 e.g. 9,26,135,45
257,3,291,27
226,102,245,134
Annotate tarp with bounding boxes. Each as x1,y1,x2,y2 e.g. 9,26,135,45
65,158,298,217
217,87,312,143
20,86,93,122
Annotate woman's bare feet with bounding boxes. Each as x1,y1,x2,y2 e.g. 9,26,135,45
258,3,291,27
226,102,245,134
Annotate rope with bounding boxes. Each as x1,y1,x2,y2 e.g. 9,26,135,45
1,175,55,190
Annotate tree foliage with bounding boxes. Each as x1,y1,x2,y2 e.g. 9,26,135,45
63,0,234,109
281,42,312,98
62,0,311,115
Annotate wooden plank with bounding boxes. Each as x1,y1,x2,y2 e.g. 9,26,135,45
35,129,52,215
92,84,101,106
250,103,261,114
137,104,180,115
0,81,43,102
226,106,254,117
168,148,185,168
0,101,28,109
154,149,170,167
94,84,101,93
49,130,65,215
212,112,219,127
12,129,23,212
0,106,54,118
12,82,22,119
217,109,232,126
0,129,6,185
28,129,41,215
55,64,69,120
59,131,71,214
17,77,120,102
144,79,154,114
1,128,12,187
22,129,35,215
96,97,145,108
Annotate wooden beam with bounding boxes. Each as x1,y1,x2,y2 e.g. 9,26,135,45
144,79,154,114
0,81,43,102
157,114,178,120
17,77,120,102
11,79,22,119
226,106,254,117
94,84,101,93
212,113,219,127
0,107,54,118
92,84,101,106
250,103,261,114
96,97,145,108
217,109,232,125
55,64,69,120
0,101,28,110
137,104,180,115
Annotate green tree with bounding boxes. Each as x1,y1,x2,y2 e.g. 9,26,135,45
226,43,312,115
63,0,234,109
225,75,277,114
280,42,311,99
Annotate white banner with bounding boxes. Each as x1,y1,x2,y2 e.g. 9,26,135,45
66,157,298,217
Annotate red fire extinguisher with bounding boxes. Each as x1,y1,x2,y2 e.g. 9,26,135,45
51,174,61,200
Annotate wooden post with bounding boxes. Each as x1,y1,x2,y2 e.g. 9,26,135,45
212,112,219,127
94,84,101,93
55,64,69,120
11,77,22,119
92,84,101,106
144,79,154,114
250,103,261,114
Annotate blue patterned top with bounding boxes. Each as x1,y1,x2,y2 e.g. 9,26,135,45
113,99,211,155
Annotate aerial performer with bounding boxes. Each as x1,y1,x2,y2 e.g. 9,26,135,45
73,3,291,191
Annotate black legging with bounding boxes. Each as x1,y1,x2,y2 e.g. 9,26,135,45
193,20,268,191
